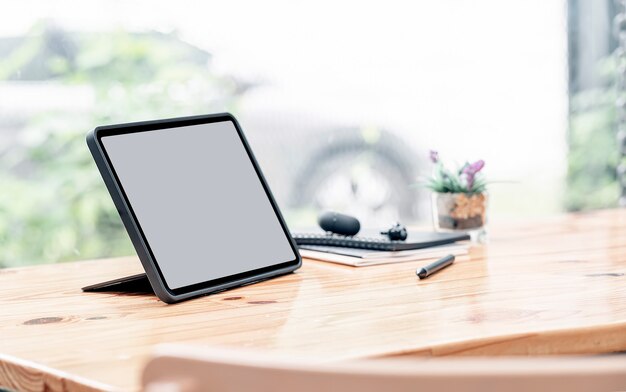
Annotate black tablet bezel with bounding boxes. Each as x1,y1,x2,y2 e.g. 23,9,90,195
88,113,301,302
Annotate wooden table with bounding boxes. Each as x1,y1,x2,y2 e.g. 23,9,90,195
1,209,626,391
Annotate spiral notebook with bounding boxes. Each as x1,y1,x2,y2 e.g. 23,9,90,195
292,230,470,251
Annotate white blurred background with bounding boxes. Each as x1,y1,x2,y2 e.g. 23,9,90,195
2,1,607,266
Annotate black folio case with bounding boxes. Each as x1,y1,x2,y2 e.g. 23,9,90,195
83,113,301,303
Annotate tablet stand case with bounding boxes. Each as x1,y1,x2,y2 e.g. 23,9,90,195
82,273,153,293
82,113,301,303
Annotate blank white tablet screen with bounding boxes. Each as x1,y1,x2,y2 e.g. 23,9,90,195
101,120,296,289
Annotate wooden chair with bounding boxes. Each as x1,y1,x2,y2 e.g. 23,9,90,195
142,345,626,392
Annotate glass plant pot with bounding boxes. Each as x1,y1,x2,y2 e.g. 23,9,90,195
432,192,488,242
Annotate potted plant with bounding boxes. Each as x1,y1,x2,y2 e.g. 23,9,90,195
426,151,488,241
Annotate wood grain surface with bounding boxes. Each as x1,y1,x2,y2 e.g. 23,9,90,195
1,209,626,391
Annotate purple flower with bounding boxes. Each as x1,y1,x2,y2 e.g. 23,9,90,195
464,160,485,175
429,150,439,163
463,160,485,191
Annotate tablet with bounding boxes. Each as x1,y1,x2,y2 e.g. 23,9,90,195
86,113,301,303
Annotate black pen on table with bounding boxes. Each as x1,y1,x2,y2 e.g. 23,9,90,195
416,254,455,279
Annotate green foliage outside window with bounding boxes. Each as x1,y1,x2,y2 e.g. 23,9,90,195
0,23,242,267
566,58,625,211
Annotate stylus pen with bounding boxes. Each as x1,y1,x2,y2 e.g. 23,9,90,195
416,254,455,279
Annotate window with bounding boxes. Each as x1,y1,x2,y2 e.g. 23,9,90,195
1,1,569,267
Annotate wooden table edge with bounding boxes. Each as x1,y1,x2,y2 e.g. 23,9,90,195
374,320,626,358
0,353,119,392
3,321,625,392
